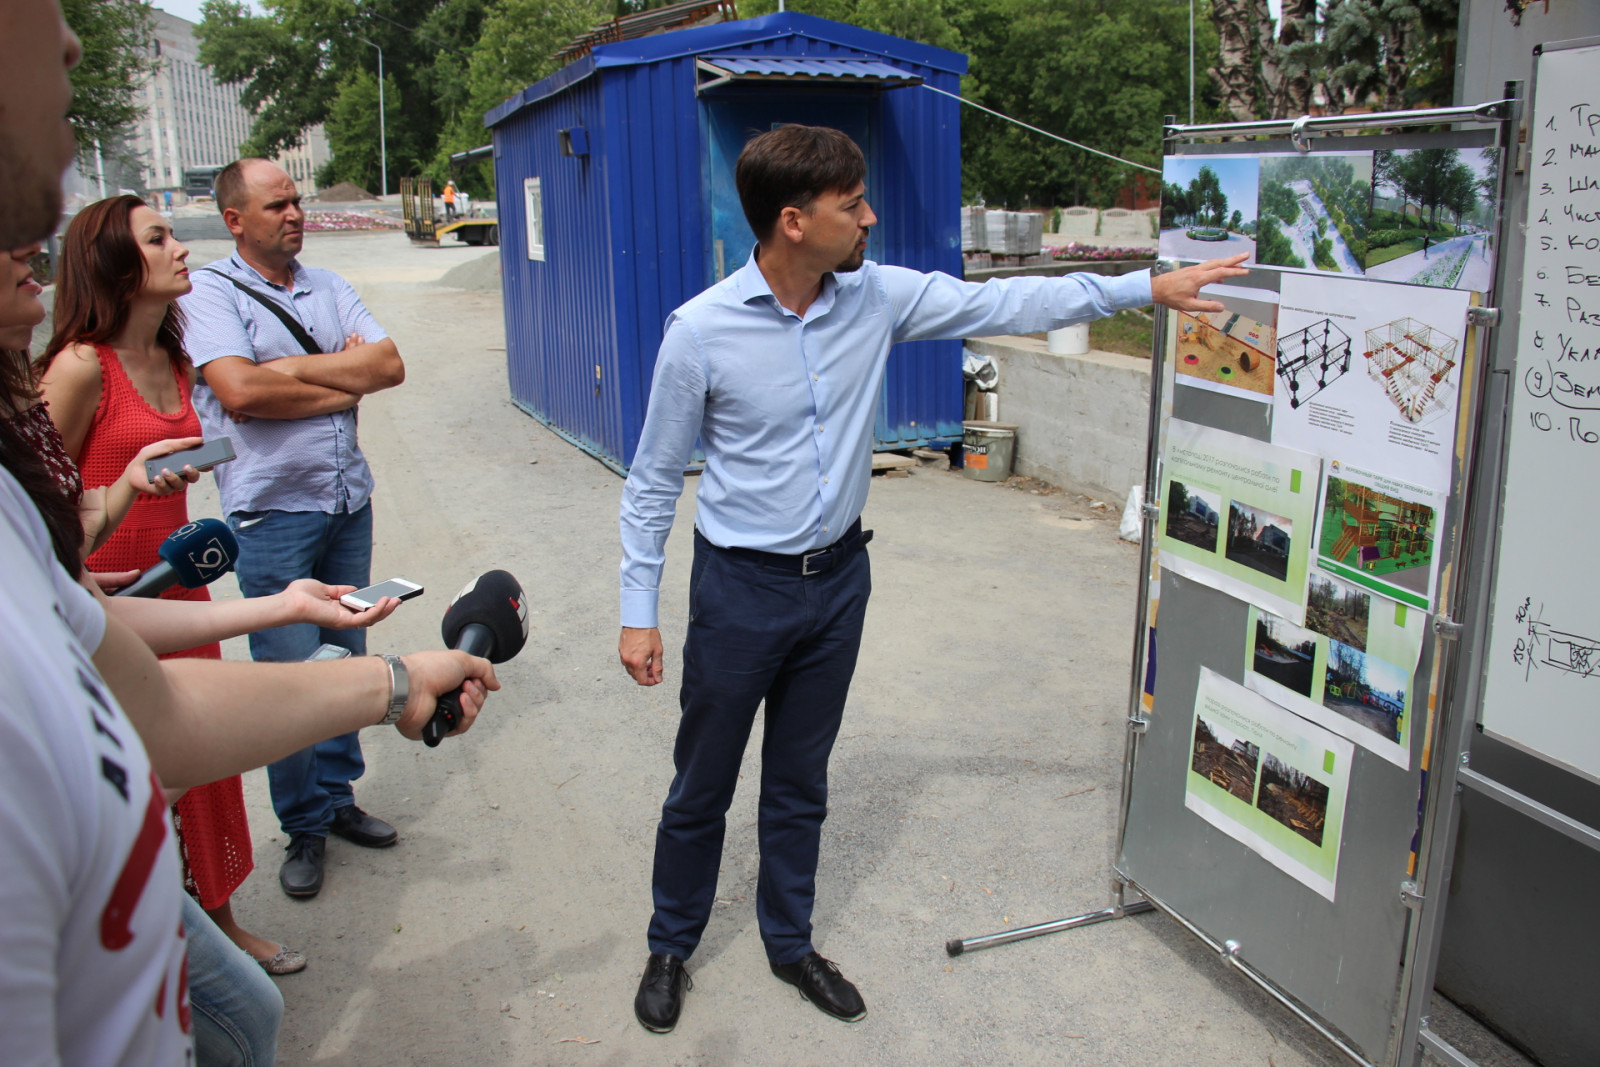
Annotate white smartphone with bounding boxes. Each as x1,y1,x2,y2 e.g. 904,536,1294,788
340,578,424,611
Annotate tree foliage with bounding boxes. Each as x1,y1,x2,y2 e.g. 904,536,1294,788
745,0,1214,208
62,0,157,166
1211,0,1458,120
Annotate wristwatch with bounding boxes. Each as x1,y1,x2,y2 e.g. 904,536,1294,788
1151,259,1178,276
376,654,408,726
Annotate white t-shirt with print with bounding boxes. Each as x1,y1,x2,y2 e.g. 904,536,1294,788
0,468,191,1065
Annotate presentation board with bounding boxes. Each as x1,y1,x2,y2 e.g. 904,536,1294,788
1121,123,1500,1062
1479,43,1600,784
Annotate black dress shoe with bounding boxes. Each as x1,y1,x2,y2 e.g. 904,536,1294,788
634,953,692,1033
328,804,397,848
770,952,867,1022
280,834,325,898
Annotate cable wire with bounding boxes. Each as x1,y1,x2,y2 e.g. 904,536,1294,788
919,84,1161,176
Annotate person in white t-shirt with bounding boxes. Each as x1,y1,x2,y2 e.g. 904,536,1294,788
1,6,500,1062
0,466,193,1064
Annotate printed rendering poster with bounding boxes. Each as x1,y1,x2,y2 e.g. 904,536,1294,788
1159,155,1260,263
1255,152,1375,276
1365,147,1499,291
1314,461,1447,611
1271,274,1471,495
1187,668,1354,900
1160,419,1321,623
1245,579,1426,768
1175,285,1280,403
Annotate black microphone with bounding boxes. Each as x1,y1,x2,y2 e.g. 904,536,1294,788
423,570,528,746
114,519,238,598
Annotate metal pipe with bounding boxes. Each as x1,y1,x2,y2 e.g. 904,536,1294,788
1115,265,1173,865
1165,100,1514,141
1459,768,1600,850
358,37,388,196
945,901,1154,957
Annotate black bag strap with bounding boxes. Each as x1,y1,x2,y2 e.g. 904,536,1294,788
201,267,322,355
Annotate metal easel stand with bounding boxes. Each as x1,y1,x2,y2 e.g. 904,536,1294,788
946,267,1174,960
946,97,1522,1067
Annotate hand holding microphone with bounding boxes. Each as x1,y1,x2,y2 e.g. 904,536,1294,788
114,518,238,598
424,570,528,746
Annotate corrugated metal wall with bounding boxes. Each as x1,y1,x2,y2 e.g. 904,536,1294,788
494,16,967,472
493,73,622,466
601,58,706,468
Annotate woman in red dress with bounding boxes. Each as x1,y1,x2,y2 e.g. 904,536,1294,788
38,196,304,975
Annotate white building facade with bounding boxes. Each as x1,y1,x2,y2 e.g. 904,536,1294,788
130,10,329,197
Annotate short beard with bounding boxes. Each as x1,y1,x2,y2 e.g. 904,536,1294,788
834,247,866,273
0,133,63,249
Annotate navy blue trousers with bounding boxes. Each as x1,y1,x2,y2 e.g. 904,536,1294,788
647,530,871,966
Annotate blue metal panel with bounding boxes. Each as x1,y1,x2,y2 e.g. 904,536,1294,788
492,72,622,466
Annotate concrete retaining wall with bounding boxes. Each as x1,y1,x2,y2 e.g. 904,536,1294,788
965,334,1151,500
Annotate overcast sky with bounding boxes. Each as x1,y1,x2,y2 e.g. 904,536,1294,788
154,1,258,26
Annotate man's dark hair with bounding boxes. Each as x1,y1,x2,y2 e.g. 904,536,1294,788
214,157,271,214
735,125,866,242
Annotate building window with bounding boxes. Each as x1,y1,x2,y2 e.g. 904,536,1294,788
524,177,545,262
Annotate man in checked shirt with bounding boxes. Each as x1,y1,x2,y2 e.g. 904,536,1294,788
180,158,407,900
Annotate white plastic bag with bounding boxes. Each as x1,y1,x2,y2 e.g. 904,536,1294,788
1119,485,1144,544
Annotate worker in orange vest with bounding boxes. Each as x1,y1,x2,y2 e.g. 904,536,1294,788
443,179,458,220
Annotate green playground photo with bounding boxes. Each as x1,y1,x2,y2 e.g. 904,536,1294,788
1317,474,1436,598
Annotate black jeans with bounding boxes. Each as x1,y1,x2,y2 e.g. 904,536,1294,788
647,530,871,965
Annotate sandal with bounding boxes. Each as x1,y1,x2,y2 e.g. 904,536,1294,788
255,945,307,975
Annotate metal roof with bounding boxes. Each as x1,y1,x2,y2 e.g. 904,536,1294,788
695,55,924,92
486,12,967,127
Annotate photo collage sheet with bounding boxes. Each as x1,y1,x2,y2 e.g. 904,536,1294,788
1156,144,1488,899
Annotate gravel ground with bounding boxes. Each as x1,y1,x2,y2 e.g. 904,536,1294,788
167,231,1526,1067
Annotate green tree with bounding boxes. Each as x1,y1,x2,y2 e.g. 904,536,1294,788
749,0,1213,209
431,0,609,193
199,0,489,194
319,70,403,191
62,0,157,167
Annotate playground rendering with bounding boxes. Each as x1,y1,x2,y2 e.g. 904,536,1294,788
1317,475,1437,596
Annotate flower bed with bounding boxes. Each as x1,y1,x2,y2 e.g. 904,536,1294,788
303,210,402,232
1052,242,1156,262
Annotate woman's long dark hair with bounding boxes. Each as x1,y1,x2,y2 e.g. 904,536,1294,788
1,351,82,576
37,194,189,376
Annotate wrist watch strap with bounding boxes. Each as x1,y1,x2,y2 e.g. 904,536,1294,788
377,654,408,726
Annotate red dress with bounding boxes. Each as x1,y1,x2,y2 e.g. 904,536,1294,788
75,342,253,910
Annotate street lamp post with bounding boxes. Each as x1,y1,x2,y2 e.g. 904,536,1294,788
357,37,387,196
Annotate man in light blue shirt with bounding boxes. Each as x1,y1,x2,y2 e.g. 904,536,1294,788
181,158,407,902
619,125,1245,1033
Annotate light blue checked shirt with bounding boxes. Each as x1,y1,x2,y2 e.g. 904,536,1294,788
180,254,387,516
618,254,1153,628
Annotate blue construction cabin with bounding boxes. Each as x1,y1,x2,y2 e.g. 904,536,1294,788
484,11,968,474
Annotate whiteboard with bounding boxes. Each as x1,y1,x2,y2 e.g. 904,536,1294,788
1480,42,1600,783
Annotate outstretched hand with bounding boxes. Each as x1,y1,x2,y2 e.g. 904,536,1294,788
280,580,400,630
1150,254,1251,313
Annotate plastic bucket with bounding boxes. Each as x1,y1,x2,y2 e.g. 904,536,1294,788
962,421,1017,482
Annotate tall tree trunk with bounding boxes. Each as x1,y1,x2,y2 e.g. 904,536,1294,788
1251,0,1284,116
1277,0,1318,115
1209,0,1259,121
1382,19,1408,111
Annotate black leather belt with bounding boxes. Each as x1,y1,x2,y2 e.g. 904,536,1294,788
709,519,873,576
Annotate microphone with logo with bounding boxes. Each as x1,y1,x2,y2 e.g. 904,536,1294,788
113,518,238,598
423,570,528,746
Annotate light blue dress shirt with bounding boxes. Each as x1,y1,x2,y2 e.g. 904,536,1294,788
619,252,1153,628
180,254,387,516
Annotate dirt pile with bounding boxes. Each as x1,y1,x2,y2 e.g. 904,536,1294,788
317,181,377,202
